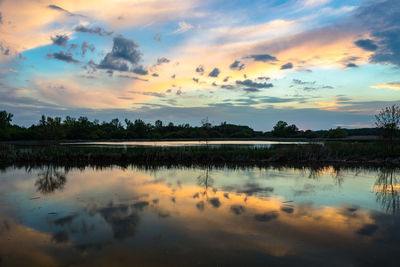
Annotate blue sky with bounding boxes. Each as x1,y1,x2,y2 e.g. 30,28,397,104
0,0,399,130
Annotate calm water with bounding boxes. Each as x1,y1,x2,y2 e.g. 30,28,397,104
0,165,399,266
63,140,315,147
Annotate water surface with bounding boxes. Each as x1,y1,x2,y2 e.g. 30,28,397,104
0,165,399,266
63,140,315,147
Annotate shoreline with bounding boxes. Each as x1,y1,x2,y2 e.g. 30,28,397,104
1,141,399,167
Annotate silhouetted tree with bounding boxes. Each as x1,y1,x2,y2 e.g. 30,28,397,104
271,121,299,137
375,104,400,143
323,127,347,139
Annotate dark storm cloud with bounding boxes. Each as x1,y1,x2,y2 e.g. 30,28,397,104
246,54,277,62
51,34,69,47
280,62,293,70
230,60,245,70
98,35,144,73
208,67,220,77
74,25,113,36
195,64,204,74
346,63,358,68
47,51,79,63
354,39,378,51
236,79,273,89
355,0,400,66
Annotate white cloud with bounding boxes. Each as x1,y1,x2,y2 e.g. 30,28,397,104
173,21,194,34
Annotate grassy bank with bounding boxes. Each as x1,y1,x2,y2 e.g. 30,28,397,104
0,141,399,167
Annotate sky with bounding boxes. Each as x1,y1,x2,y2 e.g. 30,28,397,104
0,0,399,130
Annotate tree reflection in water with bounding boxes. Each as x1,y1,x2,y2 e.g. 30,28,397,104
196,166,214,200
374,168,400,215
35,166,67,194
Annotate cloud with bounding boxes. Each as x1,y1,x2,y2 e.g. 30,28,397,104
153,33,162,42
236,79,273,89
195,64,204,74
208,197,221,208
0,12,2,24
47,51,79,63
354,39,378,51
155,57,170,66
51,34,69,47
117,75,148,82
230,205,246,215
229,60,245,70
356,0,400,66
132,66,148,75
293,79,315,85
280,62,293,70
208,67,220,77
74,25,113,36
220,84,235,90
193,77,199,83
0,43,10,56
129,91,165,98
47,4,84,17
173,21,194,34
243,88,261,93
246,54,277,62
371,81,400,90
98,35,144,73
303,0,330,8
254,211,279,222
81,41,95,57
223,76,230,82
356,224,378,236
345,63,358,68
152,73,159,77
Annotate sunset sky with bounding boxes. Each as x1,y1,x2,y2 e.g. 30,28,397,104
0,0,399,130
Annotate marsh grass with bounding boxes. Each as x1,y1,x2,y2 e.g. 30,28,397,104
1,140,399,167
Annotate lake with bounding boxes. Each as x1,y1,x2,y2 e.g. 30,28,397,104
62,140,316,147
0,165,399,266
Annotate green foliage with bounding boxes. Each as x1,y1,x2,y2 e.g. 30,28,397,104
323,127,348,139
0,109,389,141
271,121,299,138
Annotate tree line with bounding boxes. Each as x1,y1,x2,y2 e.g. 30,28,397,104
0,109,392,141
